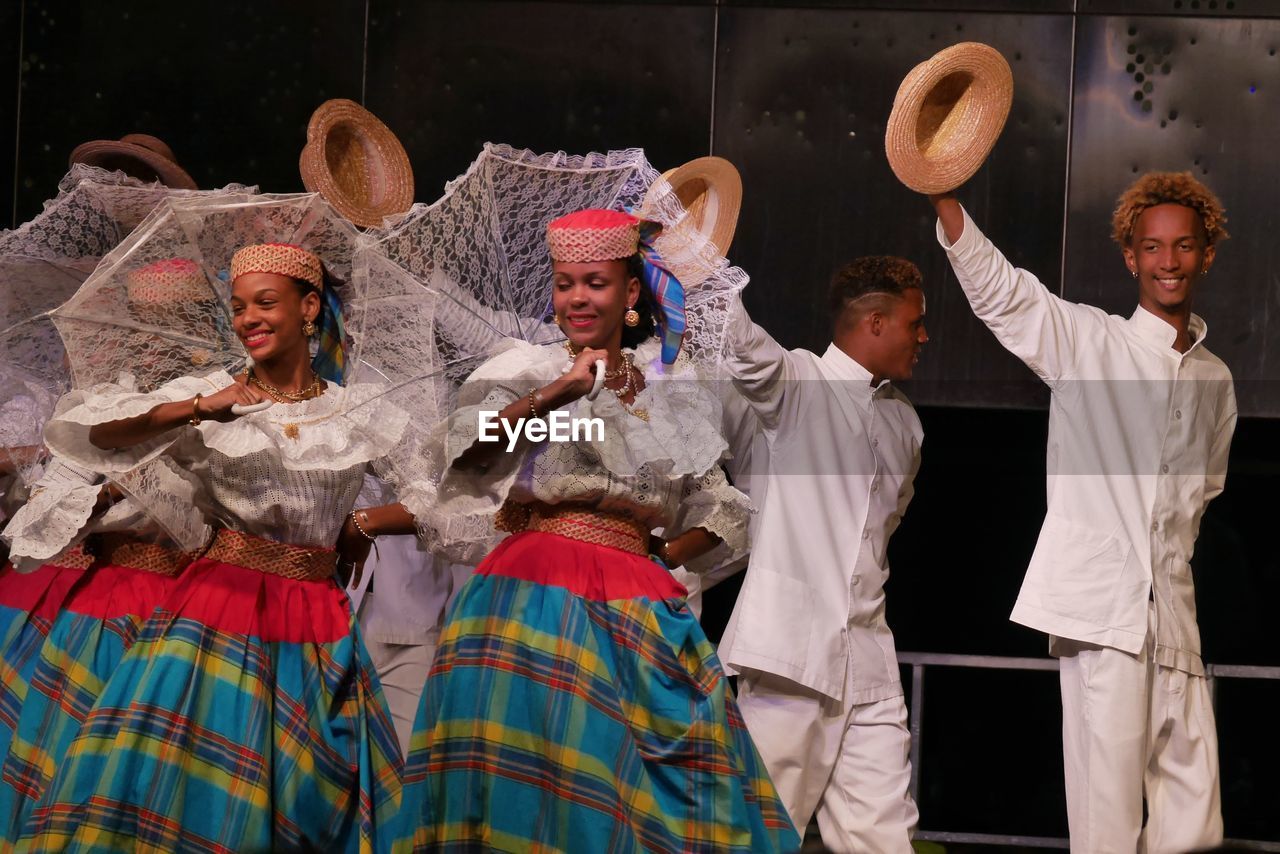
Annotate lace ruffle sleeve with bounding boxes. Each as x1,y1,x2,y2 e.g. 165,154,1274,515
670,464,752,576
1,458,102,570
43,372,231,473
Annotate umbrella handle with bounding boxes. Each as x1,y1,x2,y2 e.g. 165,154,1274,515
584,359,606,401
230,400,274,416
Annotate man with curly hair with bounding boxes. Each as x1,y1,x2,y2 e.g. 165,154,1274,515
719,256,928,852
928,172,1236,852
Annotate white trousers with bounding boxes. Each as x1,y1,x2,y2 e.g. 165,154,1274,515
362,634,437,758
1056,607,1222,854
737,669,917,854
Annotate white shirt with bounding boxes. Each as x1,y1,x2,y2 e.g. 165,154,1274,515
718,297,923,703
939,207,1236,674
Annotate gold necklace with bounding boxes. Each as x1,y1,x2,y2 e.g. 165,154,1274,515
248,369,321,402
243,369,323,440
607,353,648,421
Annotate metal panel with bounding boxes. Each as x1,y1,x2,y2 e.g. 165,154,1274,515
365,1,716,205
715,7,1073,408
13,0,366,222
725,0,1072,10
1081,0,1280,19
2,0,22,228
1064,16,1280,416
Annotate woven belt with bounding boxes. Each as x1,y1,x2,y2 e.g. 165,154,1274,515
49,543,94,571
98,534,190,577
203,529,336,581
503,503,651,556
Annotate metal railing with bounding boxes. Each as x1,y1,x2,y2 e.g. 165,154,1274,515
898,651,1280,851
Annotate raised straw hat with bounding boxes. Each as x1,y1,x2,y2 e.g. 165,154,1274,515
69,133,198,190
647,156,743,256
884,42,1013,195
299,99,414,229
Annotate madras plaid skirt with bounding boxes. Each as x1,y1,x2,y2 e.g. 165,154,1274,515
18,534,403,853
396,530,800,853
0,553,92,759
0,556,180,845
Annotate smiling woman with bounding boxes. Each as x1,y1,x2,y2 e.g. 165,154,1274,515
30,241,421,850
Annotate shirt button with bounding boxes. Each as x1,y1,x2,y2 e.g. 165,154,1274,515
871,481,880,493
1151,521,1159,532
851,575,861,586
1174,410,1182,420
1161,464,1169,474
863,530,871,541
872,438,880,447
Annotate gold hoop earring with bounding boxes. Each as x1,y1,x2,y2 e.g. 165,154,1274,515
303,319,317,337
623,306,640,327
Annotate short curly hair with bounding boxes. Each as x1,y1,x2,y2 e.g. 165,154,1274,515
1111,171,1228,248
829,256,923,318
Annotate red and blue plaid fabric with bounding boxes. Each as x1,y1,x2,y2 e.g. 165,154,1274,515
17,554,403,852
395,531,800,852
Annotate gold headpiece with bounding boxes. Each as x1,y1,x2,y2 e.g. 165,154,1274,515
230,243,323,289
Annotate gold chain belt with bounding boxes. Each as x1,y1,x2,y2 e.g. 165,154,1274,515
497,502,650,556
98,534,191,577
203,529,336,581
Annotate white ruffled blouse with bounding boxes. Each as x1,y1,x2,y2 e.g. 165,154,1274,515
44,370,410,550
431,338,750,573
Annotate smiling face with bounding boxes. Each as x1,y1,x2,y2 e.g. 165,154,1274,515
550,259,641,351
1123,203,1215,319
230,272,320,365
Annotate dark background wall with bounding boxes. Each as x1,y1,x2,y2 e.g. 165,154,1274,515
4,0,1278,844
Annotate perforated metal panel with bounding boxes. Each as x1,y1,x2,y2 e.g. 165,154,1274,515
1065,15,1280,415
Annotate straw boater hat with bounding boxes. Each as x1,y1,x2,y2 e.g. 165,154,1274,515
69,134,198,190
884,42,1014,195
299,99,414,229
645,156,743,257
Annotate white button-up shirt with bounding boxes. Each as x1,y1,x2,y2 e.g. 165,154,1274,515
718,297,922,703
940,208,1237,674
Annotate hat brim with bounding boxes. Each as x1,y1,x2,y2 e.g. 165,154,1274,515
885,42,1013,195
648,156,743,258
300,99,415,229
69,140,198,191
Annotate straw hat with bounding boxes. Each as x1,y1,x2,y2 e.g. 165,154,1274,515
647,156,743,257
300,99,414,229
69,133,198,190
884,42,1014,195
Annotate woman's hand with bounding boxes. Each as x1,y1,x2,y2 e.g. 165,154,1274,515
559,347,609,402
335,514,373,587
197,377,269,423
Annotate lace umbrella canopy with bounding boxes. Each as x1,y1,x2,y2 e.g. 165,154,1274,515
343,143,751,562
0,165,254,488
50,192,361,395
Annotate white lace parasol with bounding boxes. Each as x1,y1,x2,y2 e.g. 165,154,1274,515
50,192,363,394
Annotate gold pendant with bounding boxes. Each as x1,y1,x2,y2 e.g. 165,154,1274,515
283,423,300,441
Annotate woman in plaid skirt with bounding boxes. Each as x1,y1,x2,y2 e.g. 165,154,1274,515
27,244,418,852
392,209,800,852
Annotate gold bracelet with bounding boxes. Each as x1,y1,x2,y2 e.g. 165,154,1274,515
350,509,377,541
190,394,203,426
528,388,543,418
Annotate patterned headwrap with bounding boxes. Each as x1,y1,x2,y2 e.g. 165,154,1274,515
546,209,687,364
230,242,347,384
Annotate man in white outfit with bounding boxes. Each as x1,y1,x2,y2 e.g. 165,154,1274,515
929,171,1235,853
719,257,928,853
